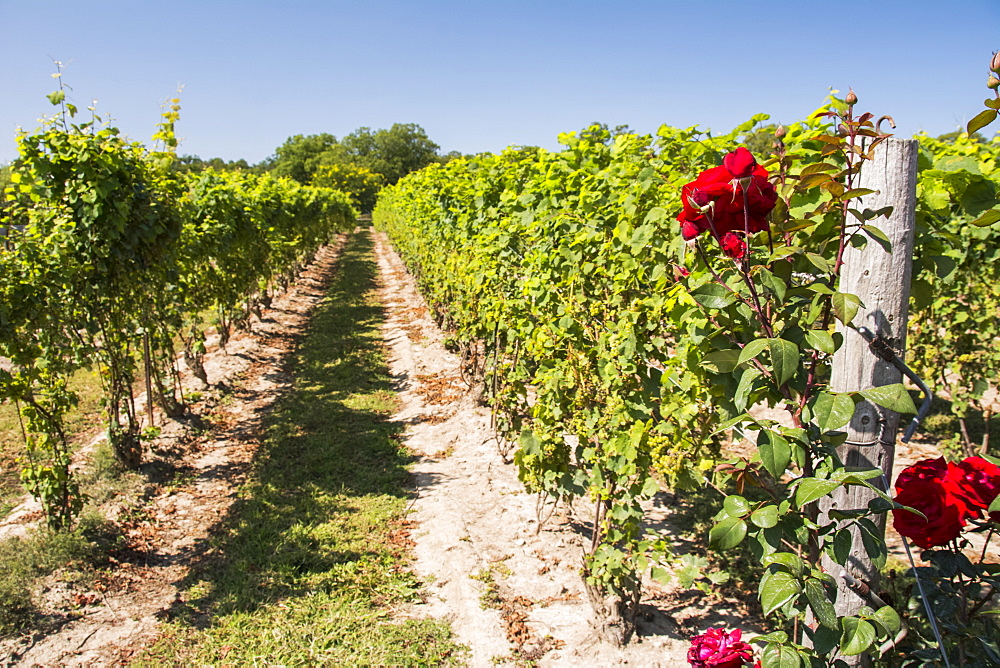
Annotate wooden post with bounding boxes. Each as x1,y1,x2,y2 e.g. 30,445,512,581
820,137,918,665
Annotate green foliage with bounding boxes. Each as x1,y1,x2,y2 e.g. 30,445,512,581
373,93,998,661
374,120,767,639
269,123,441,188
882,550,1000,665
312,163,385,213
172,154,255,174
0,81,356,529
270,132,340,183
340,123,441,185
909,130,1000,457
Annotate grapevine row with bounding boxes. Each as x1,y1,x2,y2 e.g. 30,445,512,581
0,99,356,528
374,95,1000,656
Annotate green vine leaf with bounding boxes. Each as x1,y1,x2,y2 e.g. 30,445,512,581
804,578,838,630
758,431,791,480
690,283,737,309
812,391,856,433
760,643,802,668
857,517,887,570
832,292,862,326
768,338,799,387
873,604,902,635
750,504,779,528
989,494,1000,515
723,495,750,517
830,528,852,565
804,330,836,355
841,187,877,200
861,224,892,252
738,339,769,366
702,349,741,374
970,209,1000,227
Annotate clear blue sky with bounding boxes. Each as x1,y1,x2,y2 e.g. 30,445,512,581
2,0,998,165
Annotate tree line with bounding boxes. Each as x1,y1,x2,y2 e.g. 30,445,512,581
175,123,464,213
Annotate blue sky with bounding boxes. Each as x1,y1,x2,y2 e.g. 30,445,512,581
1,0,998,165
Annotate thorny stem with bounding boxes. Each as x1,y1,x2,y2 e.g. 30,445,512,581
968,583,996,617
737,189,774,339
796,300,834,424
979,526,995,565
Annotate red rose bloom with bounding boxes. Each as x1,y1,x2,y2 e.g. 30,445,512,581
688,627,755,668
894,457,950,490
952,456,1000,522
892,458,981,548
893,479,968,549
677,149,777,249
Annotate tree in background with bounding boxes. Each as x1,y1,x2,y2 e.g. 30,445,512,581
172,155,255,174
270,133,339,183
579,122,634,145
267,124,441,188
439,150,467,163
337,123,440,184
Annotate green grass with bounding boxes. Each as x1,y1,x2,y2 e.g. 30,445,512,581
133,230,463,666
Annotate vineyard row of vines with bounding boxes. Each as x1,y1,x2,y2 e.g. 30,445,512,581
372,90,1000,663
0,92,357,530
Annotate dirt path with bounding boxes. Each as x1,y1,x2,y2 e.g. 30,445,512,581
0,240,347,667
371,231,737,666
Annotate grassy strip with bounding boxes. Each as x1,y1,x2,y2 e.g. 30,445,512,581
134,230,462,666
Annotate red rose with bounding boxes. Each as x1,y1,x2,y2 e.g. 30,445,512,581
894,457,949,491
720,232,747,259
952,456,1000,521
677,150,777,249
892,458,980,549
723,147,758,179
688,627,755,668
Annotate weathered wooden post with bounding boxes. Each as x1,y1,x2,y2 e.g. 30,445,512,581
820,136,919,665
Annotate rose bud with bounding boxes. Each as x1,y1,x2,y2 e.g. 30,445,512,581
689,187,712,210
845,89,858,106
989,75,1000,90
991,51,1000,74
774,125,787,140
